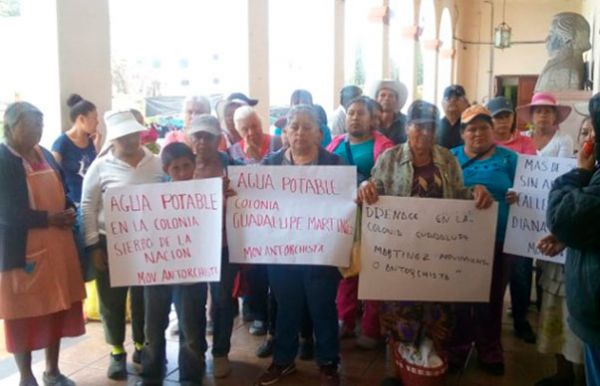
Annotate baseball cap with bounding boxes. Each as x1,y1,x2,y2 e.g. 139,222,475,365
461,105,493,125
486,96,514,116
443,85,466,100
186,114,222,137
406,100,440,125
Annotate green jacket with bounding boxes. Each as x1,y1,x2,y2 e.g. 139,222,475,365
370,142,473,200
547,167,600,346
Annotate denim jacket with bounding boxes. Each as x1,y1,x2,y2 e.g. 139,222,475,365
370,142,473,199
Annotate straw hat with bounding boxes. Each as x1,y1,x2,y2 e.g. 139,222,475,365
515,92,572,124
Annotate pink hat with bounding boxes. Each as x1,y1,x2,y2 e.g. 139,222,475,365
516,92,572,125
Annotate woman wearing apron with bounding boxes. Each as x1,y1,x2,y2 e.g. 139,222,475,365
0,102,86,386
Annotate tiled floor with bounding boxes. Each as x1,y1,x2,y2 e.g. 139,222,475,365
0,306,556,386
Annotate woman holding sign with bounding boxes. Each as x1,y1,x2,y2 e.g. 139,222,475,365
486,96,538,345
517,93,585,386
254,105,345,386
357,101,493,386
81,110,164,380
448,105,518,375
0,102,86,386
547,92,600,386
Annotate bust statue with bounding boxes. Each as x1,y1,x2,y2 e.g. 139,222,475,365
535,12,591,92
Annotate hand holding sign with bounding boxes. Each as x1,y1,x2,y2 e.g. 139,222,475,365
358,196,498,302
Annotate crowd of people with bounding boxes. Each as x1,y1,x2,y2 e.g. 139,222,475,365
1,81,599,386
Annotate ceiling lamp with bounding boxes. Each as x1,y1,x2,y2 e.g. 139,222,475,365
494,0,511,49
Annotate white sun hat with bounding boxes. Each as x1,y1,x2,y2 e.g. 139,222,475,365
104,110,146,142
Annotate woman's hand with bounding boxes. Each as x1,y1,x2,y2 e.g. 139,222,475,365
90,248,108,271
505,190,518,205
357,180,379,205
47,209,76,228
223,176,237,198
473,185,494,209
537,234,566,257
91,131,103,152
577,141,596,171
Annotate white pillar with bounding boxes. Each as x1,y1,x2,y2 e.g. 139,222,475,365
333,0,345,109
56,0,112,141
248,0,270,130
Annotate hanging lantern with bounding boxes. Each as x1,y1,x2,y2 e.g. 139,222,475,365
494,22,512,49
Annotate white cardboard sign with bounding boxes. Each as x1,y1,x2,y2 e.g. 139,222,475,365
226,165,357,266
504,189,566,264
358,196,498,302
104,179,223,287
504,154,575,262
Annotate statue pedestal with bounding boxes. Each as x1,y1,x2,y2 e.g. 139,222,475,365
553,90,592,150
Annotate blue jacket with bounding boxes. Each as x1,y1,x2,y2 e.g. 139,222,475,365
0,144,72,271
547,167,600,345
261,147,344,166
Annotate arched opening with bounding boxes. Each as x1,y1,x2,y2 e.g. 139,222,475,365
344,0,382,91
437,7,454,105
416,0,437,102
109,0,249,111
388,0,415,106
269,0,335,111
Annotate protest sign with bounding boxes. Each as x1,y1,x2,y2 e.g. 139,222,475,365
104,179,223,287
358,196,498,302
512,154,576,192
226,165,356,266
504,154,575,262
504,189,566,263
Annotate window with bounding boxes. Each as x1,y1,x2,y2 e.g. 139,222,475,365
389,0,415,106
0,0,60,147
269,0,335,111
437,8,454,105
109,0,249,113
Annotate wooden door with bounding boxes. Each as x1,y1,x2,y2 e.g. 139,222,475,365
516,75,538,132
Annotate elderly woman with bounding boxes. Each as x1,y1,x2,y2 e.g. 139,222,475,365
255,105,345,386
547,92,600,386
228,106,282,164
485,96,538,345
516,92,584,386
216,92,259,150
446,105,518,375
327,96,394,348
0,102,86,386
372,79,409,145
81,110,164,380
358,101,493,386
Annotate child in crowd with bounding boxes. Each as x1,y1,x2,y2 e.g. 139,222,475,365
138,142,208,386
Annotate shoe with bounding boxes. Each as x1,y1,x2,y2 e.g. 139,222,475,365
319,364,340,386
132,348,142,365
257,337,275,358
107,352,127,380
213,356,231,378
167,317,179,337
478,360,505,376
338,322,356,339
42,372,75,386
515,322,537,344
534,375,574,386
206,320,214,336
255,362,296,386
135,381,162,386
356,335,379,350
298,338,314,361
250,320,268,336
379,377,403,386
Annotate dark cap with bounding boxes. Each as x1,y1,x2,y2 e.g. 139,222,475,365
443,85,466,100
227,92,258,106
486,96,514,116
406,100,440,125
